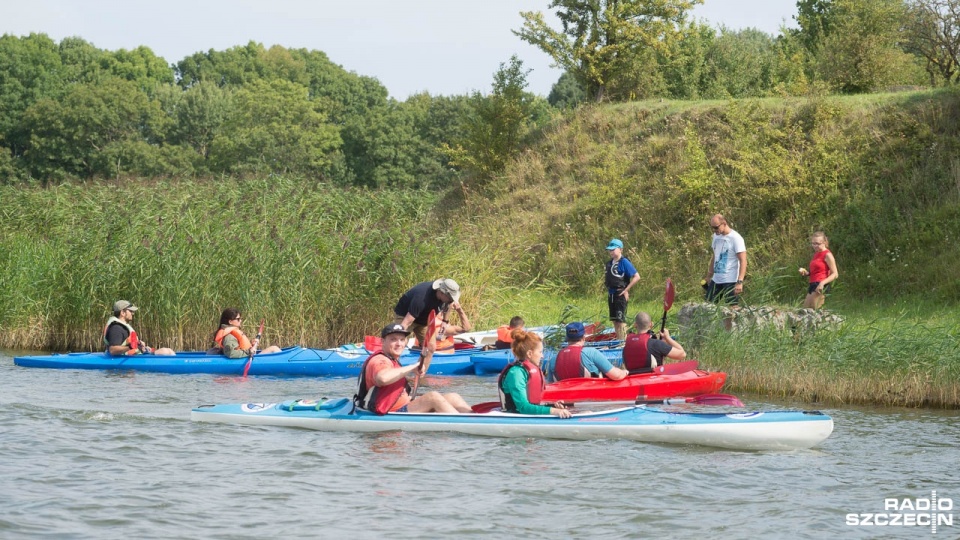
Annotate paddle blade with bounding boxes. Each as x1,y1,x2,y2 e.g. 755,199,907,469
688,393,744,407
664,278,675,311
423,310,438,346
364,335,382,351
471,401,501,413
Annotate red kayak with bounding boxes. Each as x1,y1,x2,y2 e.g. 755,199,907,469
541,360,727,403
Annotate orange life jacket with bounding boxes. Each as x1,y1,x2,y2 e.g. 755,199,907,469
214,326,253,351
103,317,141,356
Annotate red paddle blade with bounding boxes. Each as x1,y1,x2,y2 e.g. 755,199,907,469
423,310,438,345
688,394,744,407
664,278,675,311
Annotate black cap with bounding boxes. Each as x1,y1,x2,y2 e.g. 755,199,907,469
381,323,410,338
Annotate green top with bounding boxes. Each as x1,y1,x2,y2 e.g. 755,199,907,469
501,364,552,415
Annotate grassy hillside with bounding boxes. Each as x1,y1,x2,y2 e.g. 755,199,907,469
450,88,960,307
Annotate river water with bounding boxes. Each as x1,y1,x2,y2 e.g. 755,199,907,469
2,350,958,539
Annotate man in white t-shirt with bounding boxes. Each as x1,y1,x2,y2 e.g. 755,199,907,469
705,214,747,305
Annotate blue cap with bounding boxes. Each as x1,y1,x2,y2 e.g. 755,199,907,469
606,239,623,250
565,322,585,340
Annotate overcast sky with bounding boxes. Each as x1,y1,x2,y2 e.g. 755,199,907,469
4,0,799,99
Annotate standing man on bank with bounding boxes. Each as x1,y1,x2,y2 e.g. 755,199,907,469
604,239,640,341
393,278,464,346
705,214,747,305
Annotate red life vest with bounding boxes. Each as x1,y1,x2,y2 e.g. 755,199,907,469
214,326,253,351
554,345,587,380
103,317,141,355
808,249,831,283
354,350,410,415
497,359,544,412
623,332,654,371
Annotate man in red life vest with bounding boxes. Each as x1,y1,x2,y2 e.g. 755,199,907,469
356,324,473,414
103,300,175,356
554,322,628,381
622,312,686,374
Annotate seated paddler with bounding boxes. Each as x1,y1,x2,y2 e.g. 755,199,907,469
498,329,571,418
213,308,282,358
553,321,627,381
622,312,686,374
104,300,175,356
355,323,472,414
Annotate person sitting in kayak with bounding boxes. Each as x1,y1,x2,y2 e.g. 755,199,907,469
622,312,686,374
212,308,282,358
492,316,524,350
553,321,628,381
356,323,472,414
104,300,175,356
498,329,572,418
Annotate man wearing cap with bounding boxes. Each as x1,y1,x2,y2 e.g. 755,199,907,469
393,278,467,345
355,323,473,414
604,239,640,341
103,300,175,356
553,322,628,381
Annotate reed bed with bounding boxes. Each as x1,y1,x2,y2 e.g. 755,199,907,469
0,176,514,350
691,313,960,408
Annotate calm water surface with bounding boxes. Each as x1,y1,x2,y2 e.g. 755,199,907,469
2,350,958,539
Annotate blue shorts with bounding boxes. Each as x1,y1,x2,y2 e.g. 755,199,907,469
395,405,409,413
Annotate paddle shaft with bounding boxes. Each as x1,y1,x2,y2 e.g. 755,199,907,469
410,310,438,400
659,278,675,334
242,320,265,378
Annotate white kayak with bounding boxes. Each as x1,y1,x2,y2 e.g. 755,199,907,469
191,397,834,451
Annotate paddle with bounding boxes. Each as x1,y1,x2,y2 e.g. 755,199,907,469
470,393,743,413
637,393,743,407
242,319,265,378
659,278,675,334
409,310,437,401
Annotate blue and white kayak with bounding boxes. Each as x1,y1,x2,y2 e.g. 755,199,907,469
191,397,834,451
13,346,474,377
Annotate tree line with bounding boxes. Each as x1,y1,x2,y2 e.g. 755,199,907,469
2,0,959,186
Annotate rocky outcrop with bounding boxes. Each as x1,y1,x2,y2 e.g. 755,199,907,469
677,302,844,338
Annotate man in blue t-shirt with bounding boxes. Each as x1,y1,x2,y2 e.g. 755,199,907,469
604,238,640,340
553,322,628,381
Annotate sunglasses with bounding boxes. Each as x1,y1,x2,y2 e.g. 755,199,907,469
710,225,721,231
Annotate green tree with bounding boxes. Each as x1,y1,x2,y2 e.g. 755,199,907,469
903,0,960,85
815,0,920,92
98,46,175,91
548,71,588,108
155,80,233,163
0,34,65,155
515,0,702,101
702,27,778,98
19,77,167,181
208,79,341,176
444,56,548,182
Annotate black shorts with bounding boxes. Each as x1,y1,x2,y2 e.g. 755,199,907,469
808,282,832,295
705,281,740,306
608,291,628,322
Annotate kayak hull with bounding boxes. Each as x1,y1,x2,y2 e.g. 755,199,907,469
191,398,834,451
13,346,474,377
543,369,727,403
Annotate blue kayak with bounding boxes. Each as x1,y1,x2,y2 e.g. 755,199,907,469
13,346,475,377
191,397,834,451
